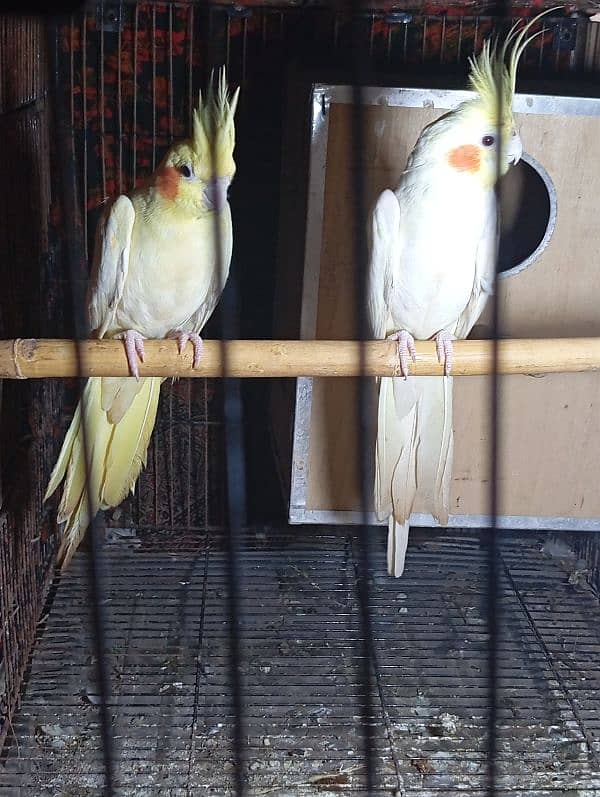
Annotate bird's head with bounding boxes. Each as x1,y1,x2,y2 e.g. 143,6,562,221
154,67,240,215
415,9,559,188
439,80,523,189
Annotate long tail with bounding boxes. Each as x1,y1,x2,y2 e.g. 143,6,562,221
45,375,162,567
375,375,453,577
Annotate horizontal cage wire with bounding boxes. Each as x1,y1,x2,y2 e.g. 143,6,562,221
1,1,600,795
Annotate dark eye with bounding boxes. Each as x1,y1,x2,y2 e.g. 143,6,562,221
180,164,193,178
482,135,495,147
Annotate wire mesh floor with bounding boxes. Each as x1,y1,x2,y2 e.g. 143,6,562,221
2,528,600,796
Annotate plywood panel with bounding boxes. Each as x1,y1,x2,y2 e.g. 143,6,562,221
306,102,600,520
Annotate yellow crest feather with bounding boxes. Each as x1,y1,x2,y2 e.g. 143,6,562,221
468,7,563,124
192,66,240,178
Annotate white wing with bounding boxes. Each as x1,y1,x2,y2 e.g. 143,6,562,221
454,199,496,339
367,189,400,341
88,195,135,338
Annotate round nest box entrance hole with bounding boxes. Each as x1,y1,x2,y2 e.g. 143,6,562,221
497,153,556,279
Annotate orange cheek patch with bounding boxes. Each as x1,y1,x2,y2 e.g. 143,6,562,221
156,166,179,200
447,144,481,173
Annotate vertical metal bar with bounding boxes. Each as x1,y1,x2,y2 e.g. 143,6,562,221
369,12,374,57
457,17,463,64
82,12,88,259
488,1,511,794
187,5,194,124
403,22,408,63
168,2,174,143
568,21,578,72
46,18,116,794
99,0,107,200
209,86,246,795
422,15,427,62
474,16,480,55
554,21,562,72
168,395,174,528
440,15,446,64
151,3,157,169
203,378,208,534
347,1,378,792
242,16,248,86
153,428,159,526
167,3,175,528
132,2,139,189
70,16,75,130
187,378,192,529
117,0,123,195
226,14,231,71
386,24,392,62
539,22,546,71
192,2,203,535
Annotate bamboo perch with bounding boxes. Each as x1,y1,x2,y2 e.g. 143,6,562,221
1,338,600,379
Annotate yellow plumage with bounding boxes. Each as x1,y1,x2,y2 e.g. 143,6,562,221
468,7,561,126
45,68,239,567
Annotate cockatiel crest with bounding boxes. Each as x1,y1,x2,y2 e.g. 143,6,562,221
413,8,560,189
193,68,240,179
468,11,553,126
156,67,240,215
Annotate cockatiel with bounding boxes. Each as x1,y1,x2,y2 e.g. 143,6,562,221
45,68,240,566
368,12,554,577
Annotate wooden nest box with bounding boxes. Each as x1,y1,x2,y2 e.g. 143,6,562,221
272,82,600,532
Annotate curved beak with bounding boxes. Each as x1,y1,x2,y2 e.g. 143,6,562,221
506,132,523,166
203,176,231,212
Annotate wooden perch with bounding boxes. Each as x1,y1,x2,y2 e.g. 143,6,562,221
1,338,600,379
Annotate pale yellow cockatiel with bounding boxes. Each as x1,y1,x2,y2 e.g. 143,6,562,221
45,68,240,566
368,12,556,577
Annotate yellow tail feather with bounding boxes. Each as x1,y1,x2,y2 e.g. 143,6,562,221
101,377,161,507
46,375,162,567
44,402,82,502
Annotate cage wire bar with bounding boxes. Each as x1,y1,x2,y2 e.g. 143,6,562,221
208,75,248,797
487,0,509,792
348,0,378,793
48,14,117,793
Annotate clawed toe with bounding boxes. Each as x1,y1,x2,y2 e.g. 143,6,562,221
119,329,146,380
168,331,204,369
388,329,417,379
435,331,455,376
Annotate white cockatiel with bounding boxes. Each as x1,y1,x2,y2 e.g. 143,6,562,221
45,69,239,566
367,14,553,576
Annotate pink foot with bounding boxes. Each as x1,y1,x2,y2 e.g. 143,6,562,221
117,329,145,379
388,329,417,379
167,331,204,368
435,330,455,376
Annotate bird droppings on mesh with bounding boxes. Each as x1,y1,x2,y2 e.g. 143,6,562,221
426,713,460,737
541,538,577,560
